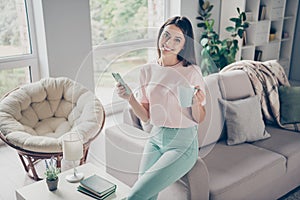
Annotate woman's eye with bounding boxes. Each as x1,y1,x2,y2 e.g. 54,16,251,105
163,32,170,38
175,38,181,43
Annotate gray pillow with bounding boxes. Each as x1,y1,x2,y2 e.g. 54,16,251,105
219,95,270,145
279,86,300,124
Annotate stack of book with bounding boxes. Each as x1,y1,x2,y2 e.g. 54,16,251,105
77,174,117,200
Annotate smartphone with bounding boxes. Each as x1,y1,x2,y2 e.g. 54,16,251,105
112,72,130,94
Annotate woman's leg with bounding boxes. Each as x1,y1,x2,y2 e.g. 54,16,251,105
127,138,198,200
127,137,162,200
138,140,162,177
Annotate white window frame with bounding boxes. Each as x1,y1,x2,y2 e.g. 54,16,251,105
0,0,40,83
93,0,170,115
94,39,157,115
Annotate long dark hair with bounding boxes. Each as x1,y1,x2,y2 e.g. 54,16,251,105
157,16,196,67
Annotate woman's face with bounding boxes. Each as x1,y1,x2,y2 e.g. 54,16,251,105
159,24,186,57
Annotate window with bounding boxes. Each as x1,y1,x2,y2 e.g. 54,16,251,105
0,0,38,97
90,0,167,109
0,67,31,96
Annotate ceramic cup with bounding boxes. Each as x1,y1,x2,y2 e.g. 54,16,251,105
177,85,196,107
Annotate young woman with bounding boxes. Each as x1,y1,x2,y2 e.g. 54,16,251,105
116,16,206,200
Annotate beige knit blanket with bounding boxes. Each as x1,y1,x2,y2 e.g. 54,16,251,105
221,60,300,132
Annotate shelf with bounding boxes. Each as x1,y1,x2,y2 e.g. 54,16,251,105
284,16,294,20
242,44,255,49
219,0,298,74
268,39,280,43
270,18,283,21
281,38,290,42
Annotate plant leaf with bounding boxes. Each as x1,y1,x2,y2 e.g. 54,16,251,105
237,29,244,38
196,16,204,20
210,19,215,27
207,5,214,13
241,12,246,21
197,23,206,28
226,26,235,32
230,18,239,23
243,22,249,28
201,38,209,46
198,0,204,12
233,39,239,45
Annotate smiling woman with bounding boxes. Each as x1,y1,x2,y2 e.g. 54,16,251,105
114,16,206,200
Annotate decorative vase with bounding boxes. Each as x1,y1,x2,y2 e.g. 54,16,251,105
269,33,276,41
46,178,58,191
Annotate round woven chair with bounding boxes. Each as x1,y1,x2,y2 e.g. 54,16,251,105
0,77,105,180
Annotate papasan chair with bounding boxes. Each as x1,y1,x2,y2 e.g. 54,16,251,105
0,77,105,180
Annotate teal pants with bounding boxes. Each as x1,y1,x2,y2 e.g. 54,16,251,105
127,126,199,200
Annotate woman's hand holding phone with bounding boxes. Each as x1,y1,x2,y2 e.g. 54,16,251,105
112,73,132,101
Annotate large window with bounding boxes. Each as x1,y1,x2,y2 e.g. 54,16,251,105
90,0,167,108
0,0,38,97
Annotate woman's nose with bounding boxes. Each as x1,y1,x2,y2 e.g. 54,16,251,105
165,38,174,47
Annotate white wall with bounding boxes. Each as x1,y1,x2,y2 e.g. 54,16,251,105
179,0,221,65
33,0,94,91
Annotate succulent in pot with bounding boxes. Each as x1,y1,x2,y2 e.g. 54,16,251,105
44,156,60,191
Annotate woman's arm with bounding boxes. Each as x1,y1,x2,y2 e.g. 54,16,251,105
128,97,150,122
191,103,206,123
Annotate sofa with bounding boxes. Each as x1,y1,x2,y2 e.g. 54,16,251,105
105,69,300,200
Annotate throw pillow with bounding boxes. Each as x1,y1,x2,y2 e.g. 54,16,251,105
279,86,300,124
219,95,270,145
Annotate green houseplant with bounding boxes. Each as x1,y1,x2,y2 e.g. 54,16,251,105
197,0,249,73
44,157,60,191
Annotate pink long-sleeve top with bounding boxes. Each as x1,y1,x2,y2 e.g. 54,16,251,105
138,61,206,128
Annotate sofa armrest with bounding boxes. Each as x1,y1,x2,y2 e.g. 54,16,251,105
187,157,210,200
123,107,142,130
105,123,149,186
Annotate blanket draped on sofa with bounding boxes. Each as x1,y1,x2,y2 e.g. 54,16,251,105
220,60,300,132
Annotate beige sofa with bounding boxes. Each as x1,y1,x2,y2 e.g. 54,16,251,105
105,70,300,200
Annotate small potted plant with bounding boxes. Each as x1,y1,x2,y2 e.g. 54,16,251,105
44,156,60,191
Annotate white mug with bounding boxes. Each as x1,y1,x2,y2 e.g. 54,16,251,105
177,85,196,107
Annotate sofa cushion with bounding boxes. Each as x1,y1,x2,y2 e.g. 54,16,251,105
203,142,286,200
219,70,255,101
252,125,300,172
279,86,300,124
219,95,270,145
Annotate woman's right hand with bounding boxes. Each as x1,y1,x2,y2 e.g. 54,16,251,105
116,82,133,101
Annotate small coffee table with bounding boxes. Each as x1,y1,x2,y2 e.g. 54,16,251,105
16,163,130,200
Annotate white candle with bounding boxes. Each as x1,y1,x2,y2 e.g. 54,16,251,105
63,133,83,161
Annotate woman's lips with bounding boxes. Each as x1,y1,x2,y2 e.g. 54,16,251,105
161,45,173,52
